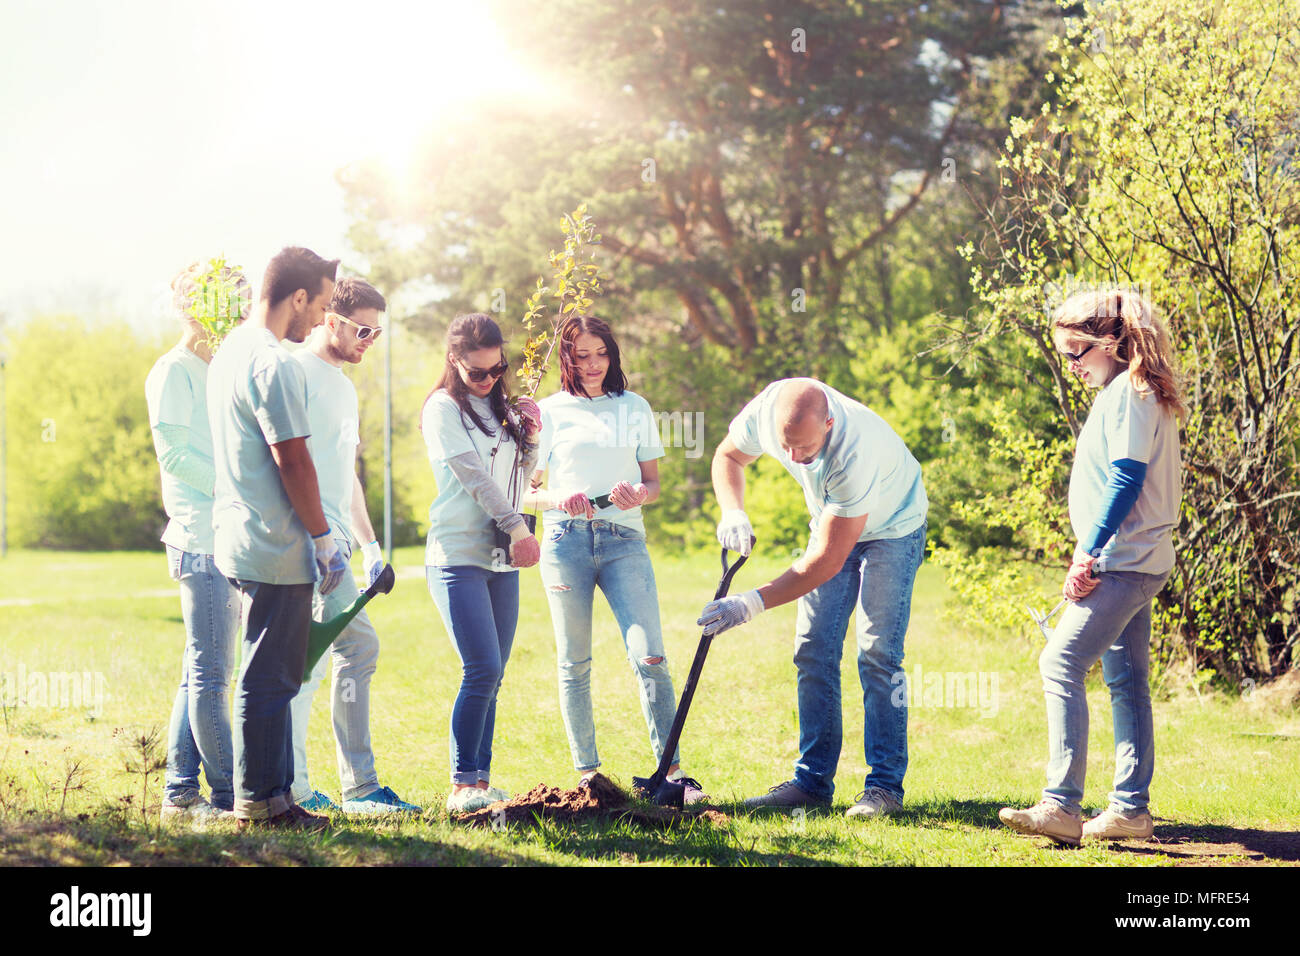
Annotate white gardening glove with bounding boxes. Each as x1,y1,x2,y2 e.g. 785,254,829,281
716,509,754,556
697,588,765,637
312,529,348,595
361,539,384,588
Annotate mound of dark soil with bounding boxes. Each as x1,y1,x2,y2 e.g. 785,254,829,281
454,773,728,829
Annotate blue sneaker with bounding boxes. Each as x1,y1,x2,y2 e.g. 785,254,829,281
297,790,341,812
343,785,422,815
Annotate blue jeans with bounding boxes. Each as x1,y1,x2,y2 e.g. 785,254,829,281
427,565,519,786
1039,569,1169,814
163,547,239,811
540,519,679,773
291,538,382,803
230,579,314,818
792,523,926,802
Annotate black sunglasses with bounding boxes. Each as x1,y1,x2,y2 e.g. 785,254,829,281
1063,343,1095,364
460,358,509,382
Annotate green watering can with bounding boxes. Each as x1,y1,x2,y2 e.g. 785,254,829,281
300,564,396,681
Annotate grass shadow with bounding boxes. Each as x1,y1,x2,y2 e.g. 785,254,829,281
0,813,542,867
493,811,849,866
1106,823,1300,865
888,797,1019,831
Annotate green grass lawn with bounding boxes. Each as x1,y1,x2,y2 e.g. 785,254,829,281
1,546,1297,866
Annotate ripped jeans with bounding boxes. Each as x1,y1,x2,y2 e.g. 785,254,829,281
540,519,679,773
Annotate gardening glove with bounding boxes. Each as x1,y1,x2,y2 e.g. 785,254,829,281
508,522,541,568
558,491,596,518
1062,554,1099,602
312,529,348,595
361,539,384,588
716,509,754,556
515,396,542,438
609,480,649,510
697,588,765,637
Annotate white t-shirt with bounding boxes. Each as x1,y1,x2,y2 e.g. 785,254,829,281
1068,369,1181,574
729,378,928,542
207,324,314,584
145,346,215,554
422,390,525,571
292,349,358,541
536,389,665,534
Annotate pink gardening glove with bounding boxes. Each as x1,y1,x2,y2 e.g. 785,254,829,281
1063,555,1100,602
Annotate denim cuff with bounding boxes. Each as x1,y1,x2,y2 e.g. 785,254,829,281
235,792,292,820
452,771,479,786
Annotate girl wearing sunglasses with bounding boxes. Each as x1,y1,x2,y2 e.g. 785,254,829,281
524,315,707,801
1000,289,1184,845
421,313,541,813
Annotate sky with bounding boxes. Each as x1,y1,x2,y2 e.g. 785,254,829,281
0,0,537,339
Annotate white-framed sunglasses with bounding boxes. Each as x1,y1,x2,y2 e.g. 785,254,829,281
330,312,383,341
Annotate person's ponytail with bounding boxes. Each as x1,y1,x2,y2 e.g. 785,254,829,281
1052,289,1187,420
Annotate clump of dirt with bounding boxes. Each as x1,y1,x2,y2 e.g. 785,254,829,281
454,773,728,829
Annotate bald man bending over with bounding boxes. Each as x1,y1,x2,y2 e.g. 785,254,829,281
701,378,928,816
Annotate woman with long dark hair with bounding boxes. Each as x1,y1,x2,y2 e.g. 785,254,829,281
422,313,541,813
525,315,706,801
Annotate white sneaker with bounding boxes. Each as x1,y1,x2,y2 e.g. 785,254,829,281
998,800,1082,846
845,787,902,818
1083,806,1154,841
445,788,494,813
482,786,510,803
160,794,221,823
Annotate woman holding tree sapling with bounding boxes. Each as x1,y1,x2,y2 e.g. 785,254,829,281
525,316,708,802
1000,289,1184,846
422,313,542,813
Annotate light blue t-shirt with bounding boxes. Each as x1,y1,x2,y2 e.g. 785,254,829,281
1069,369,1180,574
292,350,358,541
144,346,215,554
729,378,928,542
422,390,526,571
207,324,314,584
536,389,665,535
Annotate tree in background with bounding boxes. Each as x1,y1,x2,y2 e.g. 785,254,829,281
943,0,1299,682
339,0,1064,547
345,0,1047,369
6,316,164,550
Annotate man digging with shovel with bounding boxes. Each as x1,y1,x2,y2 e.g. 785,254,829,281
699,379,928,817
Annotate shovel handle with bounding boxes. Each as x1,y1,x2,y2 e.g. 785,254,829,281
714,537,754,601
641,539,756,792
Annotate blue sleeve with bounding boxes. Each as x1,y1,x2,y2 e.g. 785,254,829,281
1081,458,1147,556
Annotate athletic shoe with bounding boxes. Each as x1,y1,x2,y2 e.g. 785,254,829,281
297,790,340,812
998,800,1082,846
235,804,330,832
160,793,222,823
481,786,510,803
743,779,831,810
845,787,902,818
342,785,422,815
667,772,710,805
445,787,494,813
1083,806,1154,841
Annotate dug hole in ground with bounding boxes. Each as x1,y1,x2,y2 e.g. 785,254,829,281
452,773,729,829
